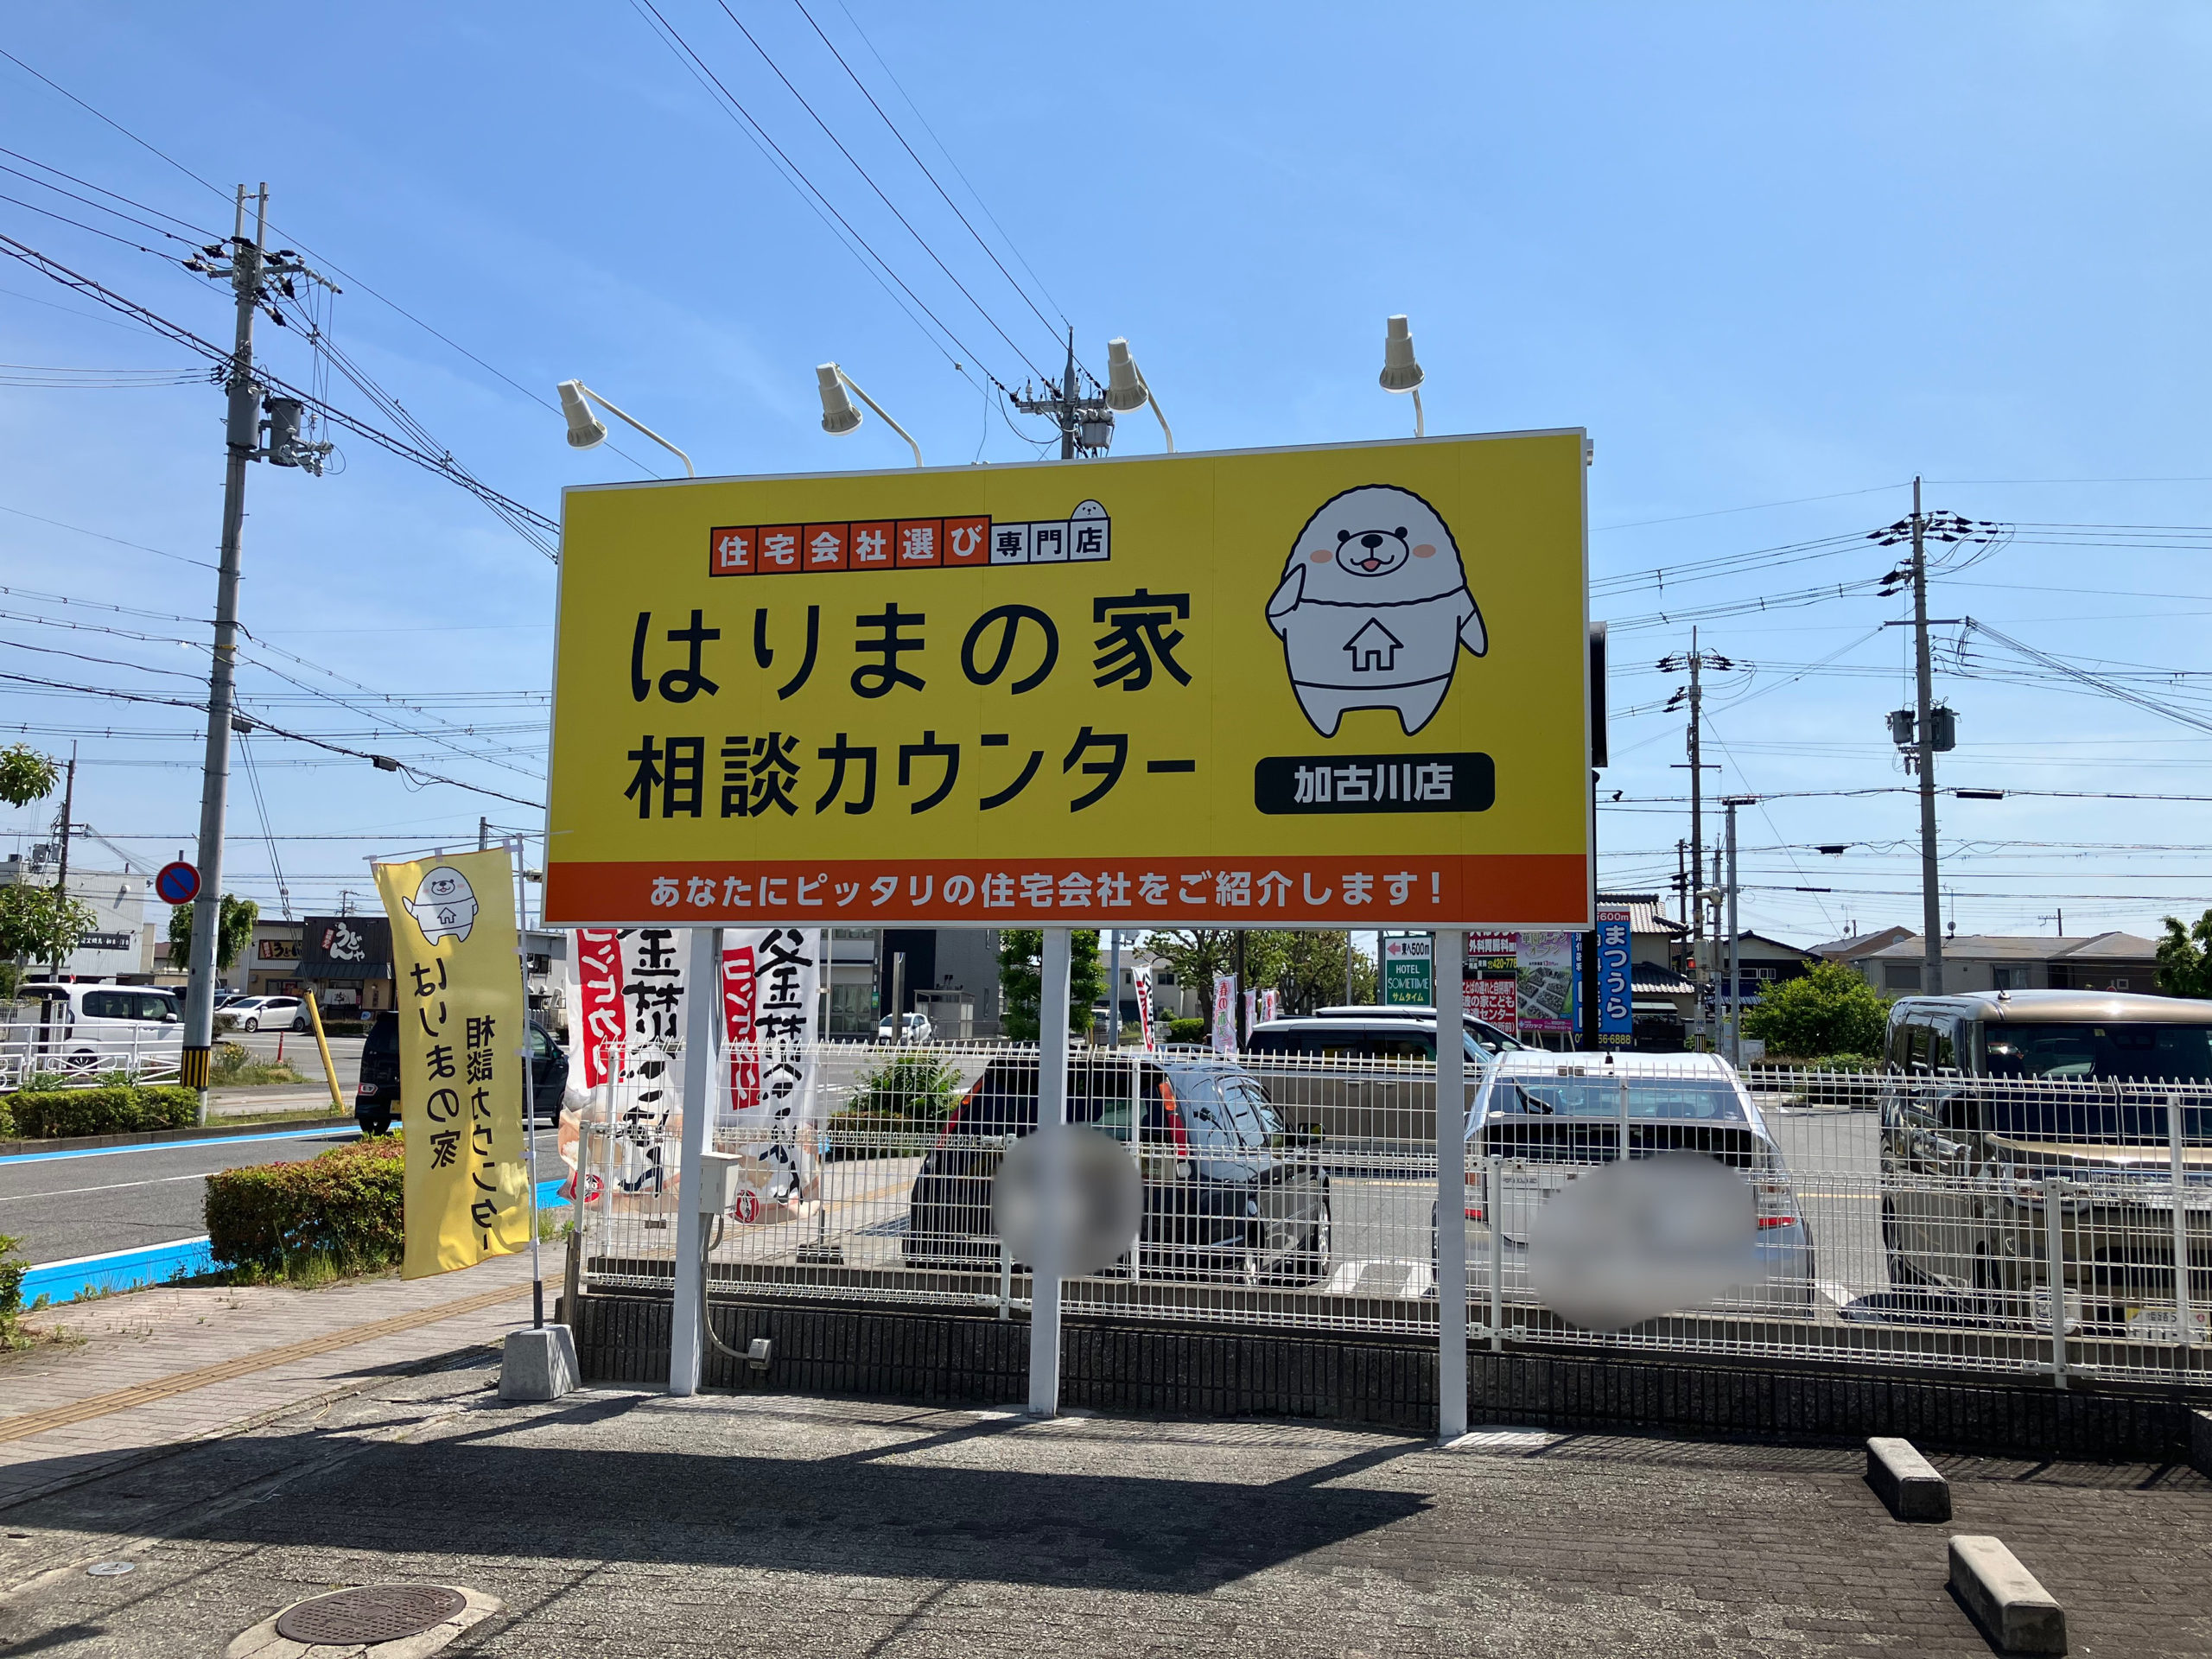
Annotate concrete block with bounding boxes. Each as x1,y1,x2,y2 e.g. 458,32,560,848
499,1324,579,1402
1949,1535,2067,1655
2191,1409,2212,1480
1866,1435,1951,1522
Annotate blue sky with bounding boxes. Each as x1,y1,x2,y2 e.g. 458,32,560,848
3,3,2210,945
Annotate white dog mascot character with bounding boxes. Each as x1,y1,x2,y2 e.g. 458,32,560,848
1266,483,1486,737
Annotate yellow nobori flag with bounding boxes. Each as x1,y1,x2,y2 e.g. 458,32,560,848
374,848,531,1278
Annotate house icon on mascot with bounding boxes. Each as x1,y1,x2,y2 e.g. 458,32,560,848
1344,619,1402,674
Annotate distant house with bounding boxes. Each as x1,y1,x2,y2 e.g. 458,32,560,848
1847,932,2162,997
1809,925,1916,969
1724,931,1816,1001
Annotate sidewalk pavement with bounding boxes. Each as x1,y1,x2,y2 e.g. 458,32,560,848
0,1365,2208,1656
0,1243,552,1510
207,1084,350,1118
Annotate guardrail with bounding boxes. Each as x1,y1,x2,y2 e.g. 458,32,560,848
558,1044,2212,1391
0,1033,184,1093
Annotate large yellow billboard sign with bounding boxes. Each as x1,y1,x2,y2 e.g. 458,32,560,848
546,429,1590,929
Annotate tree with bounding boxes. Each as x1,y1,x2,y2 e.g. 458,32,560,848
1741,960,1891,1059
2157,910,2212,999
168,894,260,974
997,929,1104,1042
1138,930,1296,1036
1274,931,1376,1014
0,744,58,810
0,883,98,978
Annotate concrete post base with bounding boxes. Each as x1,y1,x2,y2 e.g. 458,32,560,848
499,1324,579,1402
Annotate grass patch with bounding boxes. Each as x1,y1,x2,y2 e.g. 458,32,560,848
210,1040,305,1088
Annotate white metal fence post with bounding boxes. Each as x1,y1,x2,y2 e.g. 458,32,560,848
1027,925,1072,1417
1487,1152,1504,1353
2046,1175,2069,1390
669,926,721,1397
2171,1096,2197,1349
1434,927,1467,1440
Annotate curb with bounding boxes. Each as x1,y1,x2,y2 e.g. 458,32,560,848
0,1117,357,1160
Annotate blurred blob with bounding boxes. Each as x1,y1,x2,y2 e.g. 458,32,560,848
994,1124,1142,1276
1527,1151,1760,1331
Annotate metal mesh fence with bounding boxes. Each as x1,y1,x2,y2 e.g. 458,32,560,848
567,1043,2212,1389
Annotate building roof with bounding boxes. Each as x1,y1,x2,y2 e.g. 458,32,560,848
1630,962,1694,995
1732,930,1811,960
1863,931,2159,963
1808,925,1914,961
1597,892,1683,938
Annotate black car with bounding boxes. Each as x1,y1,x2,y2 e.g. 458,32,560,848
353,1009,569,1135
902,1053,1330,1285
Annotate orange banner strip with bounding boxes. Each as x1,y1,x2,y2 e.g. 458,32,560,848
543,854,1589,930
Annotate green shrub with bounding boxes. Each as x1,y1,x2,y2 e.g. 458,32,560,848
0,1230,24,1347
1742,962,1890,1059
0,1096,12,1139
204,1136,405,1281
854,1052,962,1120
1167,1017,1205,1045
5,1085,200,1139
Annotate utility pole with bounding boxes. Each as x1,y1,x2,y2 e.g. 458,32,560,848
1909,478,1943,997
1722,798,1752,1066
1013,329,1114,460
1873,481,1985,995
1662,629,1729,1048
1672,839,1688,978
1234,929,1249,1048
478,817,489,852
180,185,321,1120
1687,636,1705,1044
45,745,75,980
1106,928,1122,1046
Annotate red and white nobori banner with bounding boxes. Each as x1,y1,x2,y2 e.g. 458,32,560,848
1211,974,1237,1055
565,925,696,1208
719,927,823,1218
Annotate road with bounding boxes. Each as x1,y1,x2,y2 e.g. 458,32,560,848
0,1122,561,1265
222,1032,364,1092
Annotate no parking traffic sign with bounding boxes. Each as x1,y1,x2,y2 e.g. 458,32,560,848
156,861,200,906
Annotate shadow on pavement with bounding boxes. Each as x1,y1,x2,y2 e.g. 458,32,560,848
3,1400,1433,1594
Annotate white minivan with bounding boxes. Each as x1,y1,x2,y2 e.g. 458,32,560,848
10,982,185,1070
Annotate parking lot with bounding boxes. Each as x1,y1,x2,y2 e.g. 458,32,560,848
4,1357,2209,1658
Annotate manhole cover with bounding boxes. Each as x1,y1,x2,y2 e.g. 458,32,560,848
276,1585,467,1645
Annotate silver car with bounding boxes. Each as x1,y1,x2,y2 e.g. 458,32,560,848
1445,1052,1817,1316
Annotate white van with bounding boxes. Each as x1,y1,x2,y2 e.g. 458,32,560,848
10,982,184,1069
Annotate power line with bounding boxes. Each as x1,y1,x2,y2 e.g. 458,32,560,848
0,188,184,257
0,668,544,810
0,52,665,480
0,143,221,238
0,232,560,558
1594,482,1912,533
791,0,1072,361
0,157,210,246
714,0,1052,382
630,0,1010,400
